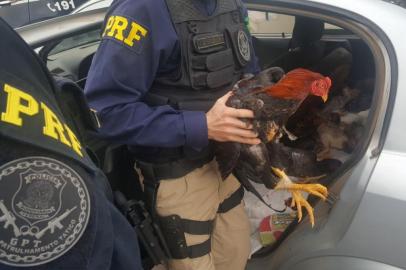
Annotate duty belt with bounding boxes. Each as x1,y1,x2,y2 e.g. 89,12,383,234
137,152,214,181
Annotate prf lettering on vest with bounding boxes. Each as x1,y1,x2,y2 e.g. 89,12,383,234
102,15,148,47
0,83,83,157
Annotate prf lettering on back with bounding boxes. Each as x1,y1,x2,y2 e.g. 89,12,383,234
0,83,83,157
1,84,38,126
102,15,148,47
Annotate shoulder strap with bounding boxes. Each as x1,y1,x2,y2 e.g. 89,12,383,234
165,0,238,23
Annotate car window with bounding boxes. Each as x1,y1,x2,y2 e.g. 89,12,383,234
382,0,406,8
247,10,343,36
248,10,294,36
49,29,101,55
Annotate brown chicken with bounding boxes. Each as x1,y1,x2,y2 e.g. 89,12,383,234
216,67,332,226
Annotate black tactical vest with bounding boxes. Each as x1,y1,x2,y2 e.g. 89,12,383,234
144,0,251,112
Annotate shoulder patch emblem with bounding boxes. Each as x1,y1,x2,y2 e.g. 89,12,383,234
102,15,148,53
0,157,91,267
237,30,251,62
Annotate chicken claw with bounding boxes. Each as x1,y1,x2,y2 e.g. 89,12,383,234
272,167,328,227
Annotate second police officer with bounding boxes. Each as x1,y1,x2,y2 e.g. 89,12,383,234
85,0,261,269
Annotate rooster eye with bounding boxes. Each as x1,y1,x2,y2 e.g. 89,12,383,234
311,79,329,95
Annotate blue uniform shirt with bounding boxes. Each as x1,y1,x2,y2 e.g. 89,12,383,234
85,0,259,151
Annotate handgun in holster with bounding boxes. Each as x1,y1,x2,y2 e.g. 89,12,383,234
114,191,171,266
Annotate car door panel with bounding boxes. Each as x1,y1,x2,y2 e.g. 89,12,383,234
0,2,29,28
28,0,88,24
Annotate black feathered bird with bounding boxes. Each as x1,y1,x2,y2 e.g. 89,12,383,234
215,67,332,226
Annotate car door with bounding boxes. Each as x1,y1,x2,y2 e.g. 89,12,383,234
0,0,30,27
28,0,88,24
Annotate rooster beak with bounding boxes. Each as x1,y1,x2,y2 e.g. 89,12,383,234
322,93,328,103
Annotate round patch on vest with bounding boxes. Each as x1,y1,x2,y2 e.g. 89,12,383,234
237,30,251,62
0,157,90,267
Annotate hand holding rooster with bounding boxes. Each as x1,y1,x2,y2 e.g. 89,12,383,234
206,92,260,145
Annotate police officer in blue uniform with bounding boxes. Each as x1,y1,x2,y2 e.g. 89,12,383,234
85,0,260,269
0,18,143,270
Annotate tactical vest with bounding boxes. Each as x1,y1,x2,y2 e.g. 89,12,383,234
144,0,252,112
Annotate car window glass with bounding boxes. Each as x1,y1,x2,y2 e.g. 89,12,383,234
325,23,341,30
247,10,344,36
248,10,294,35
49,29,101,55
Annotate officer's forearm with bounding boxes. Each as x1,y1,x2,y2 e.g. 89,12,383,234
94,102,209,150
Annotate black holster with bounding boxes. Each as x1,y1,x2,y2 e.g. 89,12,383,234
137,156,214,259
136,156,244,260
114,191,171,266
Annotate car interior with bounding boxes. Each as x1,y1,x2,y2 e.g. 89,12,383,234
37,10,377,267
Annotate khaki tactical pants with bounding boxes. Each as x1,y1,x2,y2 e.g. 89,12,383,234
155,160,251,270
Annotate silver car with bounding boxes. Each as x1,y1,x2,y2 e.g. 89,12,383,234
14,0,406,269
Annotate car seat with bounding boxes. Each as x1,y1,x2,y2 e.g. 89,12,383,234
270,16,325,71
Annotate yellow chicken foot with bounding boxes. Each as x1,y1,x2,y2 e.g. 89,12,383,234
272,167,328,227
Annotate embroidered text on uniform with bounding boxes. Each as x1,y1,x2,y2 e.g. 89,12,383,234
0,83,83,157
102,15,148,50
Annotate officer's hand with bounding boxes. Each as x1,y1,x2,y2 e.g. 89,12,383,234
206,91,261,145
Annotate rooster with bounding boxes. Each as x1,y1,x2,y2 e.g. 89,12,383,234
216,67,332,226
